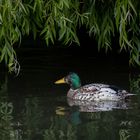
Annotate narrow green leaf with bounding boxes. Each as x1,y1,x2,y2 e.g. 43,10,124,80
128,1,137,15
69,28,80,45
19,3,28,14
63,0,69,8
59,28,66,40
0,46,6,62
61,16,73,23
123,36,133,49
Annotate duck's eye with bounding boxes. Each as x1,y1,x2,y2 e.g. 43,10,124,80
65,76,71,84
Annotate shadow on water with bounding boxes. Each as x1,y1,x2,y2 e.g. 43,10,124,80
0,49,140,140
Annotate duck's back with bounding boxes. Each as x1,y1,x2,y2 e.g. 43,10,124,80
67,83,130,101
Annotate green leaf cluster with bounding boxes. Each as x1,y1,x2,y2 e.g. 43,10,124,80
0,0,140,72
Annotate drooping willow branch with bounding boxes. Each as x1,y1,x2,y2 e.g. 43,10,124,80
0,0,140,73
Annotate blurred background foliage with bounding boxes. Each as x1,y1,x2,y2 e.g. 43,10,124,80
0,0,140,72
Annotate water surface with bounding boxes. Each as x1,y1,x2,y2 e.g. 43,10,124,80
0,49,140,140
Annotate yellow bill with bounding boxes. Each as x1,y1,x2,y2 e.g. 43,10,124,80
55,78,65,84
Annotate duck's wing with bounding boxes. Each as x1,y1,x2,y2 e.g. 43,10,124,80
75,84,125,101
70,84,111,100
84,83,109,87
81,83,111,93
81,84,134,100
83,84,129,95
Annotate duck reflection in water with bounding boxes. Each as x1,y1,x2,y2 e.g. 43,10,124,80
55,106,81,125
67,98,132,112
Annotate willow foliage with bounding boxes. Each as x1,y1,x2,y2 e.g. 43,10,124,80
0,0,140,73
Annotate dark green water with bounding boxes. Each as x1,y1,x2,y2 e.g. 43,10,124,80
0,49,140,140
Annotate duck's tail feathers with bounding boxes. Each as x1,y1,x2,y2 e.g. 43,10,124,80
124,92,136,100
126,92,136,96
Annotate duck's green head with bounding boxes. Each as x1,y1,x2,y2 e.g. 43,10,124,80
55,72,81,89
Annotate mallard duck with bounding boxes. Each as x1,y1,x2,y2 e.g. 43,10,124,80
55,72,134,101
